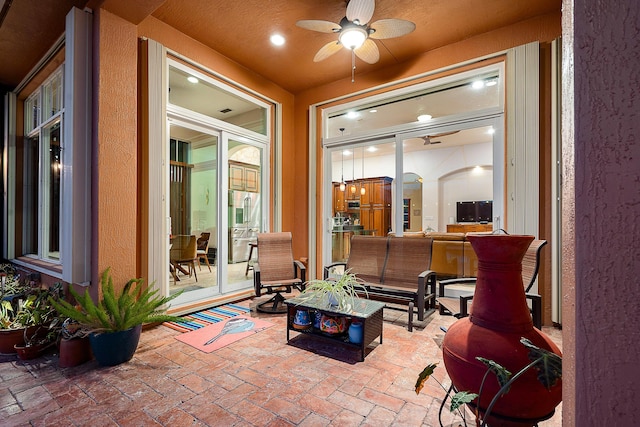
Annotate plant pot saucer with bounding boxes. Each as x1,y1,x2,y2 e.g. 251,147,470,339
292,322,312,331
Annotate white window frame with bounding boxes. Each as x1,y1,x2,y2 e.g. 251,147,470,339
21,68,64,264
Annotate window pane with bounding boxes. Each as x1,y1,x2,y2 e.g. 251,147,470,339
43,72,63,122
401,126,494,233
44,122,61,260
327,70,501,137
24,94,39,134
168,65,268,135
23,135,39,255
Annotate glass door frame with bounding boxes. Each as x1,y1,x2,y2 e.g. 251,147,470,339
321,116,504,267
164,110,269,309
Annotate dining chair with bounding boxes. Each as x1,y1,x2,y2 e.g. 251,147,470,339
169,235,199,284
196,232,212,272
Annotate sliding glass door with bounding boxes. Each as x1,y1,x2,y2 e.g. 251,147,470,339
168,122,220,304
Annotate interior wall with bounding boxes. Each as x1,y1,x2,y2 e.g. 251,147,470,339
438,167,493,231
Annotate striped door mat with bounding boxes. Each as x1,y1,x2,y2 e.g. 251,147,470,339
164,304,251,333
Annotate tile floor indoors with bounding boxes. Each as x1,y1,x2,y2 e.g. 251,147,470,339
0,296,563,427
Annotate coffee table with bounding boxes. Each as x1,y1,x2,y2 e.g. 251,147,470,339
284,296,384,361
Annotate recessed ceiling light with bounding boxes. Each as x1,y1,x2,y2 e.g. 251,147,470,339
367,146,377,152
187,76,199,84
417,114,432,122
487,127,496,134
369,109,378,113
485,80,498,87
343,150,352,156
270,34,285,46
472,80,485,89
346,111,359,119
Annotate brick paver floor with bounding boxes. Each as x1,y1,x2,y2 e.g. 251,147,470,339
0,298,562,426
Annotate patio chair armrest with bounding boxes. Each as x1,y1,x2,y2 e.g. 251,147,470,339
460,294,474,318
294,260,307,283
526,292,542,329
323,262,347,279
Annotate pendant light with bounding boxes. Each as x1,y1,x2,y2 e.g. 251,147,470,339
339,128,346,191
350,147,357,194
360,147,366,195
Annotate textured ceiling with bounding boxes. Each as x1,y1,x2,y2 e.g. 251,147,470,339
0,0,560,93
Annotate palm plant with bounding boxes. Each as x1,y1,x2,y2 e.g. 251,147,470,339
50,268,184,334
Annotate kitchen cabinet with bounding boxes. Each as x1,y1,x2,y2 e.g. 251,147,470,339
332,177,392,237
333,183,346,213
360,177,392,237
229,161,260,192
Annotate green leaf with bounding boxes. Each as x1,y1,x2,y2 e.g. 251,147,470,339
520,338,562,389
477,356,512,389
415,363,438,395
450,391,478,412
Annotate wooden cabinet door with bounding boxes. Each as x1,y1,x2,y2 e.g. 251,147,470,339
359,180,372,205
334,183,346,213
244,167,259,192
229,164,245,190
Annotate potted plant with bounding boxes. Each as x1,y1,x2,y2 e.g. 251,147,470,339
415,338,562,427
0,267,63,356
297,270,368,312
13,283,64,360
49,267,184,366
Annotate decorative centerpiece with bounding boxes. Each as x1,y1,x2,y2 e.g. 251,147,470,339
296,270,367,312
441,234,562,427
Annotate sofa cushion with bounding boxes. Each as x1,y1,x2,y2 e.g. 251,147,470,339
346,235,388,284
383,237,433,290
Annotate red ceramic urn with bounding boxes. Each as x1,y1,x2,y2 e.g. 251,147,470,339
442,234,562,427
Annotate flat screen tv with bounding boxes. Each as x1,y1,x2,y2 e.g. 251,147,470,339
456,200,493,223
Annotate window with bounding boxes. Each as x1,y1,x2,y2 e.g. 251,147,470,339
22,67,64,262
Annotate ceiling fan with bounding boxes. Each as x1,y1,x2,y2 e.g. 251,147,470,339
296,0,416,78
421,131,460,145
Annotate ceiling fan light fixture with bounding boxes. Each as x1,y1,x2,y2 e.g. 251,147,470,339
339,27,367,50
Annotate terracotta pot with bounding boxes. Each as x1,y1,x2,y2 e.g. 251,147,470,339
59,337,92,367
442,234,562,427
15,341,54,360
0,326,37,354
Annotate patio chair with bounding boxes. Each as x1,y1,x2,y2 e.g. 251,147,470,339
253,232,306,313
196,232,212,272
437,239,547,329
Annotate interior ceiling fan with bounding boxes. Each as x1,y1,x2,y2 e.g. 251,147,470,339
421,131,460,145
296,0,416,66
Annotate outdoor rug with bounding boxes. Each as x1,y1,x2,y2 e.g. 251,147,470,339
163,303,251,333
175,315,274,353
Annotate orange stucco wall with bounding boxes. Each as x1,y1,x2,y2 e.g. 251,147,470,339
94,9,139,291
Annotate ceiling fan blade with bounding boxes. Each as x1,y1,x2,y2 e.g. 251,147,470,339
313,41,343,62
296,19,341,33
346,0,375,25
354,39,379,64
369,19,416,39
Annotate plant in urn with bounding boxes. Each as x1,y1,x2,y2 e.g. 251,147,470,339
441,234,562,427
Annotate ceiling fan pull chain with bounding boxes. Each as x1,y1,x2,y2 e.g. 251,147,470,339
351,50,356,83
